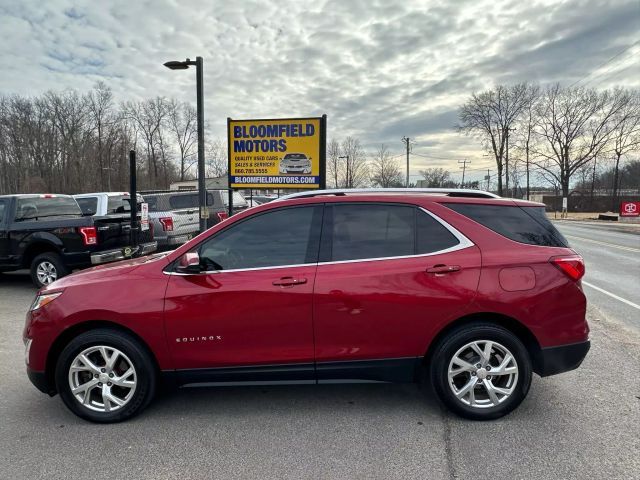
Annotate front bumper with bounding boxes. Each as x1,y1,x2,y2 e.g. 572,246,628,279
535,340,590,377
27,367,55,395
90,241,157,265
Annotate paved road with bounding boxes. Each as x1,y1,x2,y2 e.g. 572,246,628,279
1,273,639,479
554,221,640,331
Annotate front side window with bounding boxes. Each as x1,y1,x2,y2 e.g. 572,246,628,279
327,204,415,261
198,206,321,270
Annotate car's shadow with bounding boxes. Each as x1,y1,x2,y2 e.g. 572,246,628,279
0,270,33,286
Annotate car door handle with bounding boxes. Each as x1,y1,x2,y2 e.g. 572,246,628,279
272,276,308,287
426,264,461,274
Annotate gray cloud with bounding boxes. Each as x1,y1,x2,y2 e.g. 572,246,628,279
0,0,638,179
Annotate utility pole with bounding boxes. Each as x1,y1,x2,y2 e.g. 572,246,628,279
402,136,410,187
458,159,470,186
505,127,516,198
485,169,491,191
591,155,597,207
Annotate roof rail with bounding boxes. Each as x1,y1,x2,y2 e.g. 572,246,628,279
273,188,500,202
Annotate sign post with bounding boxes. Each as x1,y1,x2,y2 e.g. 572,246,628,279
140,202,149,231
228,116,326,195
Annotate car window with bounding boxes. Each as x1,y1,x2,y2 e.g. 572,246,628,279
145,196,159,212
444,203,568,247
328,204,415,261
106,195,132,214
417,209,460,253
76,197,98,215
169,194,198,210
0,200,6,223
222,191,248,207
198,206,321,270
15,196,82,221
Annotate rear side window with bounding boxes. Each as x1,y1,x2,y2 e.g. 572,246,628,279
444,204,568,247
145,196,159,212
417,210,460,253
328,204,415,261
76,197,98,215
15,196,82,221
106,195,132,214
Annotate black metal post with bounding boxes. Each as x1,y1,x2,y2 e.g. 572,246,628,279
129,150,138,247
195,56,207,233
319,114,327,190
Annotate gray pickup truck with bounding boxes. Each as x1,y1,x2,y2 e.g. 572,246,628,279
142,190,248,249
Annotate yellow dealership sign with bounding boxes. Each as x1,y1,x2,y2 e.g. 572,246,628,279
227,116,326,189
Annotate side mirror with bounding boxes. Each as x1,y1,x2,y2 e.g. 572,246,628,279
176,252,202,274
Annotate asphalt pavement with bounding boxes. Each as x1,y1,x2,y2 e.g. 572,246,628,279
0,224,639,479
554,220,640,330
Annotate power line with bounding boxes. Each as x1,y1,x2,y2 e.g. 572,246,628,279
569,39,640,88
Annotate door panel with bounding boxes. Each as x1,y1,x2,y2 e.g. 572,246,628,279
164,265,317,369
313,247,481,362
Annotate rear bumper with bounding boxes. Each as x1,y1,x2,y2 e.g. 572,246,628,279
90,241,157,265
535,340,590,377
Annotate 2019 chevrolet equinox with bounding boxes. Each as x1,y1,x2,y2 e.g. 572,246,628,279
24,189,589,423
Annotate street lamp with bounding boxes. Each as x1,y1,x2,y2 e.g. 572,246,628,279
505,127,516,198
164,57,207,233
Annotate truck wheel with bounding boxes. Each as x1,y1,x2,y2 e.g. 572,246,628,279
430,323,532,420
30,252,69,288
55,328,156,423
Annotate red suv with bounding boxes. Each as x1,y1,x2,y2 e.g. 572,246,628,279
24,189,589,423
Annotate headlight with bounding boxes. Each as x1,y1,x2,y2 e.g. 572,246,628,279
30,292,63,311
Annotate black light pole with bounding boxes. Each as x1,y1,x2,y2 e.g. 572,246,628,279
164,57,207,233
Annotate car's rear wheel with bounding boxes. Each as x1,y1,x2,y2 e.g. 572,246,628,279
430,323,532,420
55,329,156,423
30,252,69,288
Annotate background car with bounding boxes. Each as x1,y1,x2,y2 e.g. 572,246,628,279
279,153,312,174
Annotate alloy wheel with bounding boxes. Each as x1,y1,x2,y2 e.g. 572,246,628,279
447,340,519,409
68,346,137,412
36,261,57,285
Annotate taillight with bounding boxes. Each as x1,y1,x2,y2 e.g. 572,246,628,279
78,226,98,246
550,255,585,281
216,212,229,222
159,217,174,231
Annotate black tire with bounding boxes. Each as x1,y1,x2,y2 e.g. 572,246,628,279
430,323,532,421
30,252,69,288
55,328,156,423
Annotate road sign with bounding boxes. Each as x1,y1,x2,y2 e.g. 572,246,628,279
228,116,326,189
620,201,640,217
140,202,149,231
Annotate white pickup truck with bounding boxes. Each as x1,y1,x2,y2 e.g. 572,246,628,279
73,192,157,259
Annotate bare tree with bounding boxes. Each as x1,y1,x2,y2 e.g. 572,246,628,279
513,85,540,199
88,82,116,190
370,144,402,187
608,88,640,207
340,136,369,188
458,83,531,195
167,99,197,181
418,168,456,188
327,139,341,188
533,84,633,199
205,138,227,178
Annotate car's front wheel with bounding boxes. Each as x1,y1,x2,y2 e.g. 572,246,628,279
55,328,156,423
430,323,532,420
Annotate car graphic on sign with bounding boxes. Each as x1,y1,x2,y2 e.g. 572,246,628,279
279,153,312,175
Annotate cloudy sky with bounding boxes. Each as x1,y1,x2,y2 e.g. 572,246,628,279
0,0,638,184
